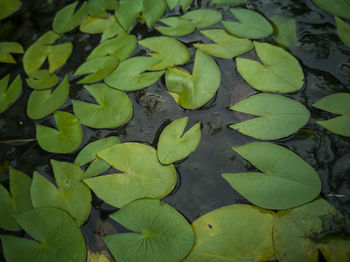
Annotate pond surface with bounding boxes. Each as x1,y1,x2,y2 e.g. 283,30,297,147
0,0,349,261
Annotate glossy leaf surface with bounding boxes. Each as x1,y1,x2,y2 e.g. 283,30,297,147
155,17,196,36
270,15,297,48
53,1,88,33
80,15,116,34
0,42,23,63
336,16,350,48
26,70,59,90
0,74,22,114
181,9,222,28
312,0,350,19
0,0,21,20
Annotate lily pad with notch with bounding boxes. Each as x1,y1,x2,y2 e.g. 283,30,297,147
26,70,59,90
166,0,193,10
0,42,23,63
181,9,222,28
0,74,22,114
155,17,196,36
80,15,117,34
87,0,119,18
53,1,88,33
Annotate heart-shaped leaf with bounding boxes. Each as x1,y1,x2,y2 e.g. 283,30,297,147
155,17,196,36
139,36,190,70
1,207,86,262
87,0,119,18
104,56,164,91
31,160,91,225
142,0,167,27
181,9,222,28
36,111,82,153
210,0,247,4
312,93,350,137
80,15,117,34
157,116,201,165
84,142,177,208
229,93,310,140
104,199,194,262
312,0,350,19
72,83,133,128
27,75,69,119
0,74,22,114
0,42,23,63
184,204,274,262
166,0,192,10
0,0,21,20
26,70,59,90
222,142,321,210
53,1,88,33
335,16,350,48
270,15,297,48
165,49,220,109
236,41,304,93
0,168,32,231
194,29,253,58
101,22,127,42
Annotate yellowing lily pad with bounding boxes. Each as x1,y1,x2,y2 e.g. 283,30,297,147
26,70,59,90
80,15,117,34
53,1,88,33
0,42,23,63
0,74,22,114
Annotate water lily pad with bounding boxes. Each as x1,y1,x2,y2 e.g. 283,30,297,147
312,93,350,137
0,168,32,231
317,238,350,262
53,1,88,33
210,0,247,4
165,49,220,109
194,29,253,58
142,0,167,27
335,16,350,48
184,204,274,261
73,56,119,84
72,83,133,128
312,0,350,19
0,0,21,20
155,17,196,36
157,116,201,165
0,74,22,114
84,142,177,208
222,142,321,210
270,15,297,48
101,22,127,42
166,0,192,10
139,36,190,70
1,207,86,262
75,136,120,178
80,15,116,34
236,41,304,93
181,9,222,28
23,31,73,75
229,93,310,140
36,111,82,154
27,75,69,119
31,160,91,225
0,42,23,63
104,199,194,262
87,0,119,18
26,70,59,90
104,56,164,91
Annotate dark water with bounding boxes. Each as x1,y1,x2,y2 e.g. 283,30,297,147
0,0,349,260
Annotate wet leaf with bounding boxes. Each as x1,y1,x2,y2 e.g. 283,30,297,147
53,1,88,34
155,17,196,36
165,49,220,109
270,15,297,48
0,168,32,231
31,160,91,225
80,15,116,34
184,204,274,262
157,116,201,165
139,36,190,70
104,199,194,262
104,56,164,91
73,56,119,84
26,70,59,90
1,207,86,262
312,0,350,19
222,8,273,39
335,16,350,48
87,0,119,18
313,93,350,137
0,74,22,114
166,0,192,10
0,0,21,20
36,111,82,154
229,93,310,140
222,142,321,210
0,42,23,63
181,9,222,28
72,83,133,128
23,31,73,75
236,41,304,93
210,0,247,4
84,142,177,208
27,76,69,119
194,29,253,58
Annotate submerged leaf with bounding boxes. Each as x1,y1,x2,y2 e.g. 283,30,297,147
222,142,321,210
335,16,350,48
0,74,22,114
0,0,21,20
236,41,304,93
312,0,350,19
270,15,297,48
80,15,116,34
53,1,88,33
0,42,23,63
104,199,194,262
181,9,222,28
26,70,59,90
155,17,196,36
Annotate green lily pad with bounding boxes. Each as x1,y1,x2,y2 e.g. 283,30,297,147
184,204,274,262
72,83,133,128
73,56,119,84
222,8,273,39
53,1,88,34
80,15,116,34
312,0,350,19
104,199,194,262
229,93,310,140
84,142,177,208
87,0,119,18
210,0,247,4
270,15,297,48
157,116,201,165
74,136,120,178
31,160,91,225
155,17,196,36
317,238,350,262
166,0,192,10
23,31,73,75
139,36,190,70
101,22,127,42
142,0,167,27
27,75,69,119
0,168,32,231
312,93,350,137
335,16,350,48
181,9,222,28
0,74,22,114
1,207,86,262
104,56,164,91
36,111,82,154
0,42,23,63
26,70,59,90
165,49,220,109
236,41,304,93
194,29,253,58
0,0,21,20
222,142,321,210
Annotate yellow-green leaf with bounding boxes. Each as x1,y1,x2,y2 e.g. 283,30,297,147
0,42,23,63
